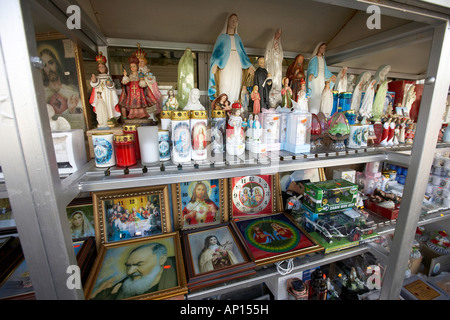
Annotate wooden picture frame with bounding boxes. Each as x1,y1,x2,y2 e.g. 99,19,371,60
66,198,95,241
36,32,92,131
229,173,282,219
84,232,187,300
92,186,171,247
181,222,256,291
0,239,90,300
233,213,323,266
0,198,16,235
171,179,229,230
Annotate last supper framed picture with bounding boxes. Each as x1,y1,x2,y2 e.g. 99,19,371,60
233,213,322,266
229,174,282,219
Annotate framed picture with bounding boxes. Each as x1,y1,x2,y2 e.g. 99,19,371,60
92,185,171,246
36,32,92,131
229,173,282,219
0,239,88,300
171,179,229,230
66,198,95,241
233,213,323,266
84,232,187,300
0,198,16,234
181,223,255,291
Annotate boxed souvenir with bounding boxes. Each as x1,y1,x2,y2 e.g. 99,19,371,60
302,179,358,214
364,199,399,220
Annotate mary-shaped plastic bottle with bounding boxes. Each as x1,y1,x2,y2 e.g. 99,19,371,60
327,112,350,151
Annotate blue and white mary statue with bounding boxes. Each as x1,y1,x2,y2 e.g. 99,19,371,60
208,13,255,103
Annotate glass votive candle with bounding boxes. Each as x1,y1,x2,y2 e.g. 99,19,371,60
114,134,137,167
137,125,160,165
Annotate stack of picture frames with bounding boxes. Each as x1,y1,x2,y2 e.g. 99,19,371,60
176,174,323,292
83,185,188,300
229,174,323,267
172,178,256,291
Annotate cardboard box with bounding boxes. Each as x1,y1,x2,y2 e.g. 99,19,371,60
303,179,358,214
364,200,399,220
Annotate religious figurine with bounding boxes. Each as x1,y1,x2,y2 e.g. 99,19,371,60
359,79,376,119
135,44,162,121
292,79,309,112
320,80,333,118
398,118,406,144
184,88,205,111
253,57,270,110
334,67,348,93
212,93,230,111
264,28,284,107
251,85,261,114
118,55,151,120
281,77,293,109
246,113,254,150
261,74,273,112
240,86,250,113
286,54,305,102
164,89,179,111
47,104,71,131
89,52,121,128
404,84,416,118
372,65,391,122
379,119,390,146
177,48,195,109
350,71,371,113
208,13,255,103
226,101,246,155
307,42,336,114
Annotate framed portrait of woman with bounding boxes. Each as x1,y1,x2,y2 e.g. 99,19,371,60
171,179,229,230
233,213,322,266
181,222,255,291
84,232,187,300
92,185,171,247
66,198,95,241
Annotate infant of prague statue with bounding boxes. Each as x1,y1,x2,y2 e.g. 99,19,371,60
89,52,121,128
135,44,162,122
208,13,255,103
118,54,151,120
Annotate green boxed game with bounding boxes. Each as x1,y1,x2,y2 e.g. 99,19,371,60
303,179,359,214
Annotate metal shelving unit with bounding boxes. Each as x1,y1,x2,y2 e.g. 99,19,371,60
0,0,449,300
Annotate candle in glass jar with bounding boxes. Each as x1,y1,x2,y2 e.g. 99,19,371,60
158,130,171,161
190,110,208,161
92,133,115,167
171,110,191,163
122,124,140,160
137,126,160,165
114,134,137,167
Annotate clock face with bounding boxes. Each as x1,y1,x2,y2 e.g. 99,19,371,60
231,175,273,217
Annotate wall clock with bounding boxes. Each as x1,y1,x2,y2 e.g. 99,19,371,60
230,174,280,218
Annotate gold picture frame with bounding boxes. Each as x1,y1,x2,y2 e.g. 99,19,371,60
36,32,93,131
84,232,187,300
171,178,229,230
92,185,172,248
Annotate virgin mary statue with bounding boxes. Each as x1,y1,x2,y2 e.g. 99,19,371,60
208,13,255,103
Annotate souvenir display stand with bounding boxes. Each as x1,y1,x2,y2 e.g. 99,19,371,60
0,0,450,301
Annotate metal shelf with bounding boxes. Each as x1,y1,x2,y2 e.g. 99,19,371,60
78,145,415,192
